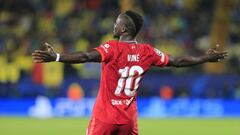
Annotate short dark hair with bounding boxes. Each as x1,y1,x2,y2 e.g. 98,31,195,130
124,10,143,37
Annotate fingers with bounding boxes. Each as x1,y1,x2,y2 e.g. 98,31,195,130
45,42,54,51
32,55,44,63
210,44,221,52
32,43,55,63
45,42,51,46
33,59,44,63
45,42,51,48
211,44,219,50
216,52,228,62
216,51,228,55
33,50,49,56
32,50,50,63
32,55,46,63
32,52,49,59
222,52,228,57
208,49,228,62
217,57,226,62
208,43,228,55
218,52,228,57
34,50,47,53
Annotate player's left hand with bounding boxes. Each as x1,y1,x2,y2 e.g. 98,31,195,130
32,42,57,63
206,44,228,62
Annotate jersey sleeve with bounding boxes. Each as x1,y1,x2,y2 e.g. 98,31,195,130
94,41,115,63
150,47,169,67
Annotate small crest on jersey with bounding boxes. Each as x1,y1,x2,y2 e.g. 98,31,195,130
154,48,163,56
100,44,110,53
103,44,110,48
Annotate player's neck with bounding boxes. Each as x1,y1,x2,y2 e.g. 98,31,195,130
119,35,137,43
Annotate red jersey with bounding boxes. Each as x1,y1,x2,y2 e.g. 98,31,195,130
93,40,169,124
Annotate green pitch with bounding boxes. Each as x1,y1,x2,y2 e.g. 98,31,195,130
0,117,239,135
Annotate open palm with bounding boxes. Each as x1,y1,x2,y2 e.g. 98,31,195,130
32,42,57,63
206,44,228,62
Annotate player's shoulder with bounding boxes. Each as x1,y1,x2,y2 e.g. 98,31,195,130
138,43,154,51
99,40,118,50
140,43,152,48
138,43,166,56
103,40,118,45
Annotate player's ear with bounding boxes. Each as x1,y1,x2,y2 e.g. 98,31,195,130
121,25,127,33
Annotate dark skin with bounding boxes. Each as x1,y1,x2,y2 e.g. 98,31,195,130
32,14,228,67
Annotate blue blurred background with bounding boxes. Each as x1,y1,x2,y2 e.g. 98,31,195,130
0,0,240,118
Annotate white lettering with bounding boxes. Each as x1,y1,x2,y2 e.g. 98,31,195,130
154,48,165,62
111,99,122,105
111,98,134,106
127,54,140,62
100,44,110,53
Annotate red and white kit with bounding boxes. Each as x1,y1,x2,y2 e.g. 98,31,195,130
87,40,169,135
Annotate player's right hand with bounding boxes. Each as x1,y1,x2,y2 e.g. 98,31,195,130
32,42,57,63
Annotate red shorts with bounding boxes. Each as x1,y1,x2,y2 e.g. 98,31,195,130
86,117,138,135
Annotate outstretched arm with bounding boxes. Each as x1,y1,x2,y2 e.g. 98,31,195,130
32,43,101,63
167,44,228,67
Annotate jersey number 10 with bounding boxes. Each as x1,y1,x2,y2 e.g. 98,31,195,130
114,66,144,97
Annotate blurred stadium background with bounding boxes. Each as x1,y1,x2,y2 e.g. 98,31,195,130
0,0,240,135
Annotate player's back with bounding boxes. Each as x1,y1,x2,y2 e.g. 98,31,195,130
93,40,169,124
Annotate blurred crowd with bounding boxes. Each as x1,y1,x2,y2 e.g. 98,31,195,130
0,0,240,98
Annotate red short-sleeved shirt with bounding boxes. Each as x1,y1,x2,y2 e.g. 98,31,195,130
93,40,169,124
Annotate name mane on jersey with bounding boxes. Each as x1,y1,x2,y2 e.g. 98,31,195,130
127,54,140,62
